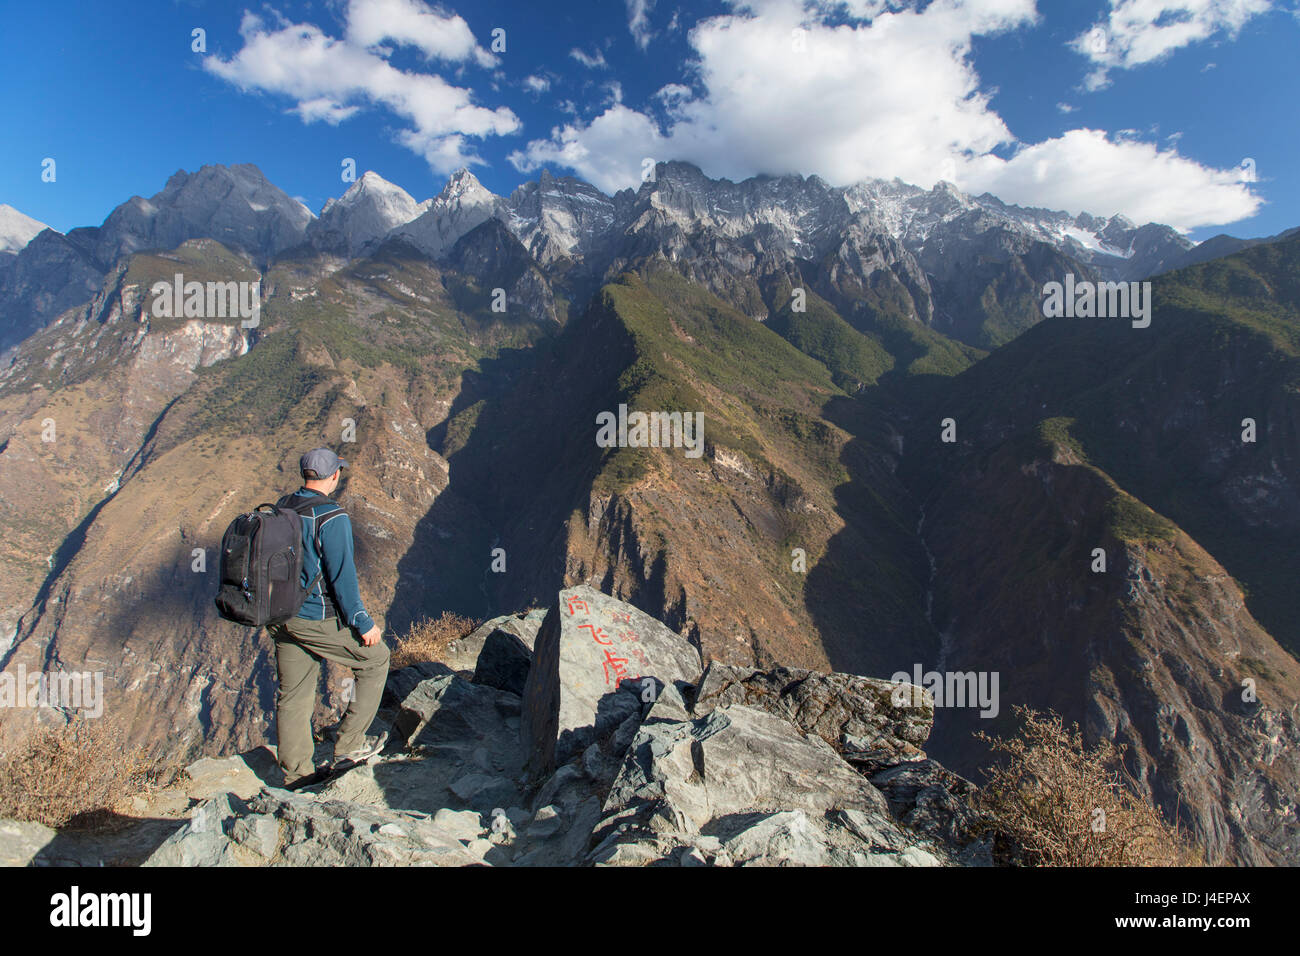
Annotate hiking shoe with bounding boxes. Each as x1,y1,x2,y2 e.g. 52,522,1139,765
284,766,333,791
333,731,388,769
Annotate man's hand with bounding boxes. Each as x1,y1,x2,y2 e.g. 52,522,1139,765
360,625,382,646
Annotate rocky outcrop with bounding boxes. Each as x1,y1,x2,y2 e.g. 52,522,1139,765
692,662,932,763
520,585,704,778
587,685,947,866
43,588,984,868
441,609,545,674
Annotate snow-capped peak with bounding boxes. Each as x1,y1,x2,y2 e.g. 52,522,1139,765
309,172,428,256
0,204,52,253
385,169,504,260
438,168,494,204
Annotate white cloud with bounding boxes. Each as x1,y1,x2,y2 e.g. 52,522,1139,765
512,0,1261,228
1074,0,1273,90
509,106,669,196
523,74,551,93
569,47,609,69
628,0,656,48
344,0,496,67
655,83,694,116
204,9,517,173
293,97,362,124
963,129,1257,231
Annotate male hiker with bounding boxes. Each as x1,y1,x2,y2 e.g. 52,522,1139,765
269,447,389,788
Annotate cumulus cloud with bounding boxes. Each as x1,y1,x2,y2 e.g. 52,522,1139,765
511,0,1260,229
204,4,515,173
1074,0,1273,90
963,129,1256,230
344,0,496,67
523,74,551,93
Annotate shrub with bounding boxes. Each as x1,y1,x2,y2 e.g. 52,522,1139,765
391,611,482,670
0,715,170,830
975,706,1202,866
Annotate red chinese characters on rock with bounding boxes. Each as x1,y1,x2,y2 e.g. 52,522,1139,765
569,604,642,688
600,606,633,625
601,648,633,688
577,623,612,646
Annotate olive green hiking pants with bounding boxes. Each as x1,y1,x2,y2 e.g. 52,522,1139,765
269,614,390,782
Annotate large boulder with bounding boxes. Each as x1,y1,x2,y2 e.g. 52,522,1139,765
868,758,990,865
357,673,527,815
520,586,702,777
587,697,951,866
444,609,547,673
692,662,932,764
473,629,533,696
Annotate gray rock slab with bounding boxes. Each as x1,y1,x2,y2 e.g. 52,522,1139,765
521,585,702,777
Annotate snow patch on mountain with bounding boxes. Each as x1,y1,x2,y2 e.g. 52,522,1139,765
0,205,50,253
308,171,429,257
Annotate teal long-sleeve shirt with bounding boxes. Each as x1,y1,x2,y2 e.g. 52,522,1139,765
278,488,375,634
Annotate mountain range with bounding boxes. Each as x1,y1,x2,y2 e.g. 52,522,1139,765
0,161,1296,866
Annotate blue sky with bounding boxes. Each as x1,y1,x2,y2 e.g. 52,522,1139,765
2,0,1297,242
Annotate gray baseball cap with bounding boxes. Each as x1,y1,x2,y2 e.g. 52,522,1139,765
300,447,348,479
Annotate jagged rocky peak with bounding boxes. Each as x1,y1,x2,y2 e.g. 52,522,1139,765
439,167,497,205
389,167,506,260
91,162,314,267
627,160,855,251
309,171,429,257
506,168,618,262
0,204,50,253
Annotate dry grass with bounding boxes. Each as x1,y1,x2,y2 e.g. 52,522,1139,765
390,611,482,670
0,715,171,830
975,706,1203,866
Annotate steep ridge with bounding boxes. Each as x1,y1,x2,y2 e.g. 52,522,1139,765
914,422,1300,865
0,238,553,759
0,240,258,650
915,236,1300,655
899,239,1300,864
409,266,939,678
0,228,104,354
0,204,47,254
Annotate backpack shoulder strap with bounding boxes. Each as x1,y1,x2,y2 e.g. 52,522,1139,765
287,498,344,543
284,496,347,596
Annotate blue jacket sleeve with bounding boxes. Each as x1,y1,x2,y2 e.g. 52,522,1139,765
318,511,376,634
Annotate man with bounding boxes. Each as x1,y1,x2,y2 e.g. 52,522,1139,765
268,447,389,789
